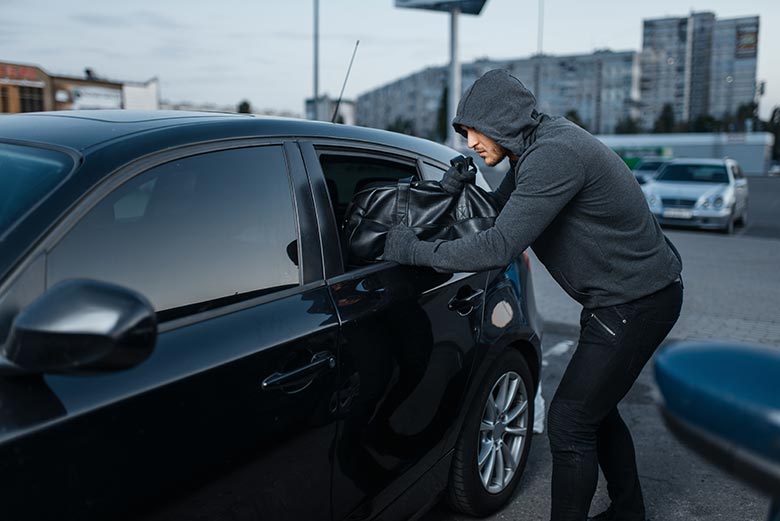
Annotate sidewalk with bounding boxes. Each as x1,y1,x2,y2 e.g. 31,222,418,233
529,229,780,346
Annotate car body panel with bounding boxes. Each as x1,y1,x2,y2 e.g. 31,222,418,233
0,111,542,521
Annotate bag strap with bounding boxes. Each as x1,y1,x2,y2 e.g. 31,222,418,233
395,180,411,226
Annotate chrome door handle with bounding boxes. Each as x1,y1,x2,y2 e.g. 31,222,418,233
448,288,484,316
261,351,336,391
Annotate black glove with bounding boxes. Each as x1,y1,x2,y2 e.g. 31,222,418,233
439,155,476,195
382,224,419,265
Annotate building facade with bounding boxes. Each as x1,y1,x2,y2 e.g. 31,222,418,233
356,50,638,140
1,60,159,114
0,62,54,113
640,12,759,129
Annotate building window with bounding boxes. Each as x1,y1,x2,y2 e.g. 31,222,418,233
0,87,7,113
19,87,44,113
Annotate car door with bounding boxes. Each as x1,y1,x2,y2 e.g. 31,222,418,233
0,143,340,521
299,141,489,520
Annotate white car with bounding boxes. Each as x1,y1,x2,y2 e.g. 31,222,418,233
642,158,749,234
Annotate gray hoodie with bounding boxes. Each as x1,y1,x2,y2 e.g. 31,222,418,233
408,69,682,308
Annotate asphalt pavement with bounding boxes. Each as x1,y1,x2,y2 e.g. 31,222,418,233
422,176,780,520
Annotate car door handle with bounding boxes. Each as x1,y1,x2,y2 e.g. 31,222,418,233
261,351,336,391
448,288,484,316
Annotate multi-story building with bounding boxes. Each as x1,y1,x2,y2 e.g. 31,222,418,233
709,16,759,120
356,50,638,139
640,12,759,129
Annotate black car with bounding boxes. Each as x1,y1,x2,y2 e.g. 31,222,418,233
0,111,542,521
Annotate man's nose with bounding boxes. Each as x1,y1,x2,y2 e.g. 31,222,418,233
466,131,478,148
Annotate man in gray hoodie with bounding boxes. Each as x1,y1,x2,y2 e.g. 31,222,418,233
383,70,683,521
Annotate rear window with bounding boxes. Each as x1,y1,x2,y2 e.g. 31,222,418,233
656,164,729,183
0,143,74,236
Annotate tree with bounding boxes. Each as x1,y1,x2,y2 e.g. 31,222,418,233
653,103,675,133
614,117,640,134
564,110,586,130
690,115,721,133
237,100,251,114
386,117,414,136
735,102,758,132
765,106,780,161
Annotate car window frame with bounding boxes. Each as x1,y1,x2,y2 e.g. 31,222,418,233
299,139,440,280
3,138,326,334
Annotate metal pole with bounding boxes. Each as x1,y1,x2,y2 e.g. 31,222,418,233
448,7,461,148
313,0,319,119
537,0,544,54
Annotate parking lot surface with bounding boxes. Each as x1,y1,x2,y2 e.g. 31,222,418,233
422,176,780,520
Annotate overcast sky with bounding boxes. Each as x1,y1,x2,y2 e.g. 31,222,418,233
2,0,778,119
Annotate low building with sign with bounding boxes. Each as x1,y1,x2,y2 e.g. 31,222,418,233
0,60,159,114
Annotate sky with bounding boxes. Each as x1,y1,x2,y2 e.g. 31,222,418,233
2,0,778,119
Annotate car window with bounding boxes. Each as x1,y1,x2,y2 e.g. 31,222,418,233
655,164,729,184
318,152,417,224
317,152,418,269
47,146,299,321
0,143,74,238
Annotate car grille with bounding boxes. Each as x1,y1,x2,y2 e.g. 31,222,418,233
662,198,697,208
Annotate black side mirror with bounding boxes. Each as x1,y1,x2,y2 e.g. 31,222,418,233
2,279,157,374
655,341,780,519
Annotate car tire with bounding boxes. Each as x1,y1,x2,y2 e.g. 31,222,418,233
446,349,534,517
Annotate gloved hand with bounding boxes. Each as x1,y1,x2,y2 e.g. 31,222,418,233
439,155,476,195
382,224,419,265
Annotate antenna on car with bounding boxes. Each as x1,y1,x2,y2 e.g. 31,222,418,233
332,40,360,123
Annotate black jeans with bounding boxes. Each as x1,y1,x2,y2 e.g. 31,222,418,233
548,280,683,521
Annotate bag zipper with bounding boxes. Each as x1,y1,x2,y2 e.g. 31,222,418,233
591,313,616,336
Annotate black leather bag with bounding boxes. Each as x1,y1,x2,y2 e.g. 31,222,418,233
342,164,498,266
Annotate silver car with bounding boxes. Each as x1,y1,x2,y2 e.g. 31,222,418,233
642,158,749,234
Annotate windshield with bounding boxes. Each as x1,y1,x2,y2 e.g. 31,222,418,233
656,164,729,184
0,143,74,237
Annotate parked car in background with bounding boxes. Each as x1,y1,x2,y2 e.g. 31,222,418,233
631,156,670,185
642,158,749,234
0,111,542,521
769,161,780,176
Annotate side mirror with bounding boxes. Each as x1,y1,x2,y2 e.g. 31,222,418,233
2,279,157,374
655,341,780,518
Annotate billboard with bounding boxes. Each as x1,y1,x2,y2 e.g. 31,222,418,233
395,0,487,15
735,26,758,59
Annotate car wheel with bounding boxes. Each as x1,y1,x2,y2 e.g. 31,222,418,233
447,349,534,516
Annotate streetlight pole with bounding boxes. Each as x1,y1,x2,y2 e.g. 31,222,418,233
537,0,544,55
313,0,319,119
448,6,461,148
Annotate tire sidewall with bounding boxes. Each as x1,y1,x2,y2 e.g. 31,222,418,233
449,348,535,516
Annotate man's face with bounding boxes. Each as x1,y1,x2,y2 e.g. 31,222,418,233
463,126,508,166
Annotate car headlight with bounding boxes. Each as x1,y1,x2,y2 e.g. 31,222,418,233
713,196,723,209
701,199,710,208
646,194,659,208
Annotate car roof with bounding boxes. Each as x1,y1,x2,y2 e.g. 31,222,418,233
665,158,733,166
0,110,457,164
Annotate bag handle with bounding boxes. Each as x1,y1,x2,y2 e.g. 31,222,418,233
395,179,411,226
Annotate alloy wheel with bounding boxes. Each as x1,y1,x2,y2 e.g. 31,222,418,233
477,370,529,493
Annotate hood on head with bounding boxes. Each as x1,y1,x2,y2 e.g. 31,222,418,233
452,69,541,156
